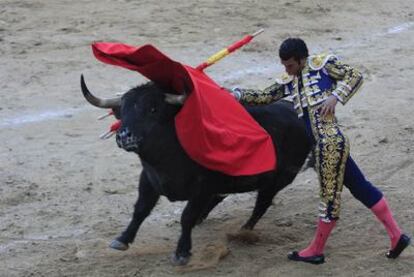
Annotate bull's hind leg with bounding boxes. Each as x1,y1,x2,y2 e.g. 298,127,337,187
110,171,160,251
243,171,296,230
172,195,211,266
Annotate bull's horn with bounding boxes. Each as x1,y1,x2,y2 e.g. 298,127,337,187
164,93,187,105
80,74,121,108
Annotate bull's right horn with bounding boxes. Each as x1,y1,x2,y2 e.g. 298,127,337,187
80,74,121,109
164,93,187,105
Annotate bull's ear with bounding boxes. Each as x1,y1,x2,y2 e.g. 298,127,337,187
164,93,187,105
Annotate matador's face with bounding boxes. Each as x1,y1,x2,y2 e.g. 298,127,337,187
281,57,306,76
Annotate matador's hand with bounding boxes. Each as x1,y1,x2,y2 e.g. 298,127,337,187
320,95,338,117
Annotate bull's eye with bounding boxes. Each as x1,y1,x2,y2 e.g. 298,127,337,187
150,107,156,113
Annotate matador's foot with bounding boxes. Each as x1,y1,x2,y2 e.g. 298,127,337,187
287,251,325,264
386,234,411,259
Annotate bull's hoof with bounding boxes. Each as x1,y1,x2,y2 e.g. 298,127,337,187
170,252,191,266
109,240,129,251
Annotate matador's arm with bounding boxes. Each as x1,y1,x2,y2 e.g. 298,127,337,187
324,56,364,105
233,81,287,106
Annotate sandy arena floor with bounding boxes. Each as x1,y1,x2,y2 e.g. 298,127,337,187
1,0,414,276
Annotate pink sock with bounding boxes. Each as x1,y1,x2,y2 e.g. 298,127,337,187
299,219,336,257
370,197,402,248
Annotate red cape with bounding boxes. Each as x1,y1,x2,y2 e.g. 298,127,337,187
92,42,276,176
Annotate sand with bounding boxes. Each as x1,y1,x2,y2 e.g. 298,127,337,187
1,0,413,276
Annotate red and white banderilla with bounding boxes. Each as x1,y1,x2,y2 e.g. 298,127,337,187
196,29,264,71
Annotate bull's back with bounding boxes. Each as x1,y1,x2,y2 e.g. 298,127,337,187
245,100,299,129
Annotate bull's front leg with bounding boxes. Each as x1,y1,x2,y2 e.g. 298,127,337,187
110,171,160,251
171,195,211,266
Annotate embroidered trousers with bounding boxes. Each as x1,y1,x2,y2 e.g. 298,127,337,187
302,107,383,221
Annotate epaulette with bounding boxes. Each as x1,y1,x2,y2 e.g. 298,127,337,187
275,72,293,85
308,53,337,70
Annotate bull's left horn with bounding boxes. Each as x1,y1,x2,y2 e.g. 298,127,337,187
81,75,121,108
164,93,187,105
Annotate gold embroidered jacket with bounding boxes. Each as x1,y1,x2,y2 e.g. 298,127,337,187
237,54,364,117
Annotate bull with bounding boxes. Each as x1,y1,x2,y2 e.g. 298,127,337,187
80,75,312,265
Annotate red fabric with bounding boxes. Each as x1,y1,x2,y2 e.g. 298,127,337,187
92,42,276,176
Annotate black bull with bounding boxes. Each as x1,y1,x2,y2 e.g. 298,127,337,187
81,76,312,265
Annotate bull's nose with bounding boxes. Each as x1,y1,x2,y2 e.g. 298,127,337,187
116,128,140,151
117,128,131,141
116,128,131,146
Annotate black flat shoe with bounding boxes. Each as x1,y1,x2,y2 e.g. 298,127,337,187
287,251,325,264
386,234,411,259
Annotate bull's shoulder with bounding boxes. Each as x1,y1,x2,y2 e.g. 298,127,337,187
245,99,297,125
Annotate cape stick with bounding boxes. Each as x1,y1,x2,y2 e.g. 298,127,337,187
196,29,264,71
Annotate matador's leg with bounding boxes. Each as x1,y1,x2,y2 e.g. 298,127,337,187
288,110,349,263
344,156,410,258
311,111,349,222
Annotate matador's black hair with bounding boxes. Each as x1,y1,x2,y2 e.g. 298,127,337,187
279,38,309,62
